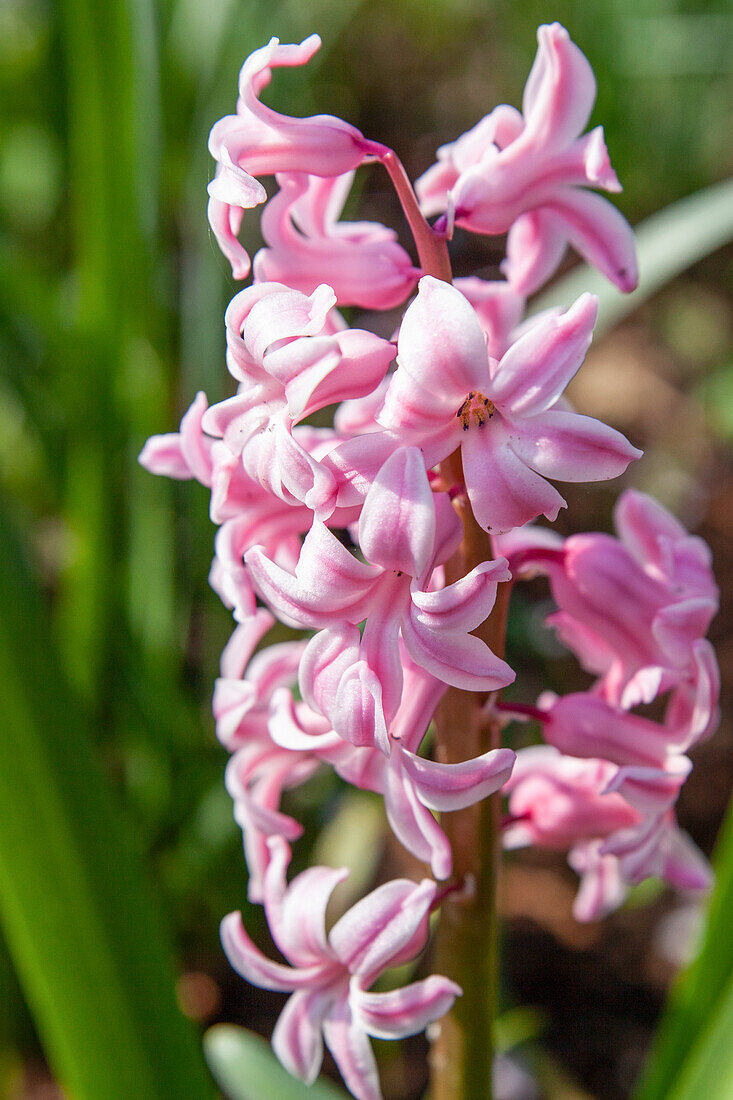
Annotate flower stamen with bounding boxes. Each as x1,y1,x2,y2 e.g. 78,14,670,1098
456,391,495,431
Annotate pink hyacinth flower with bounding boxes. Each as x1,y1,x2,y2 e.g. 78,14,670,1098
504,746,640,851
505,490,719,707
208,35,385,278
246,447,515,743
416,23,637,295
272,645,515,878
222,838,460,1100
202,282,394,516
569,812,711,921
254,172,419,309
378,277,640,533
213,611,333,899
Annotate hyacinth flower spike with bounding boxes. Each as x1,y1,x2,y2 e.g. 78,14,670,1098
222,839,460,1100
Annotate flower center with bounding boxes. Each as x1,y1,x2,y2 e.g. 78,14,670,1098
456,391,495,431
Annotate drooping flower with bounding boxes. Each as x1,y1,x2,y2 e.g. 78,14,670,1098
272,644,515,878
222,838,460,1100
207,35,387,278
254,172,419,309
416,23,638,294
503,490,719,707
377,277,641,533
246,447,515,743
201,281,394,516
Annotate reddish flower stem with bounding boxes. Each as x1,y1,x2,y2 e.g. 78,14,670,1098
378,149,453,283
494,700,549,724
383,154,507,1100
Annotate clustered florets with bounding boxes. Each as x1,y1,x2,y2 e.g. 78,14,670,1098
140,24,719,1100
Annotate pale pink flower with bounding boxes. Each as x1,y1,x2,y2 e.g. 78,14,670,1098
254,172,419,309
505,491,719,707
246,447,515,733
208,35,385,278
222,839,460,1100
416,23,637,294
213,611,331,899
570,811,711,920
201,282,394,515
272,646,515,878
504,746,640,851
504,747,711,921
377,277,640,533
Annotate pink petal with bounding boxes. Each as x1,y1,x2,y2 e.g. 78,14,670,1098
383,754,453,878
264,837,347,967
329,878,436,983
138,433,193,480
569,843,627,922
453,276,526,358
666,638,720,746
510,408,642,483
359,447,436,577
395,277,489,405
400,746,516,811
546,693,675,768
663,828,713,892
409,559,511,633
219,609,275,678
220,911,327,991
402,609,515,692
272,988,332,1085
502,209,568,295
268,688,341,752
139,392,214,484
541,190,639,292
243,283,336,363
351,976,461,1040
325,431,404,510
211,36,373,179
490,293,598,417
207,195,251,279
322,996,383,1100
522,23,597,150
652,597,718,668
604,758,692,815
335,660,390,756
246,522,379,627
461,421,566,534
299,624,362,716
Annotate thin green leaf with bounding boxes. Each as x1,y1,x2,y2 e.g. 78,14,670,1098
0,503,215,1100
634,797,733,1100
205,1024,349,1100
664,973,733,1100
534,178,733,336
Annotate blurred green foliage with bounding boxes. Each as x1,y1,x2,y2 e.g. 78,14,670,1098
0,0,731,1094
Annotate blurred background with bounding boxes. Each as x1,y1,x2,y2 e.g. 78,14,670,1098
0,0,731,1097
